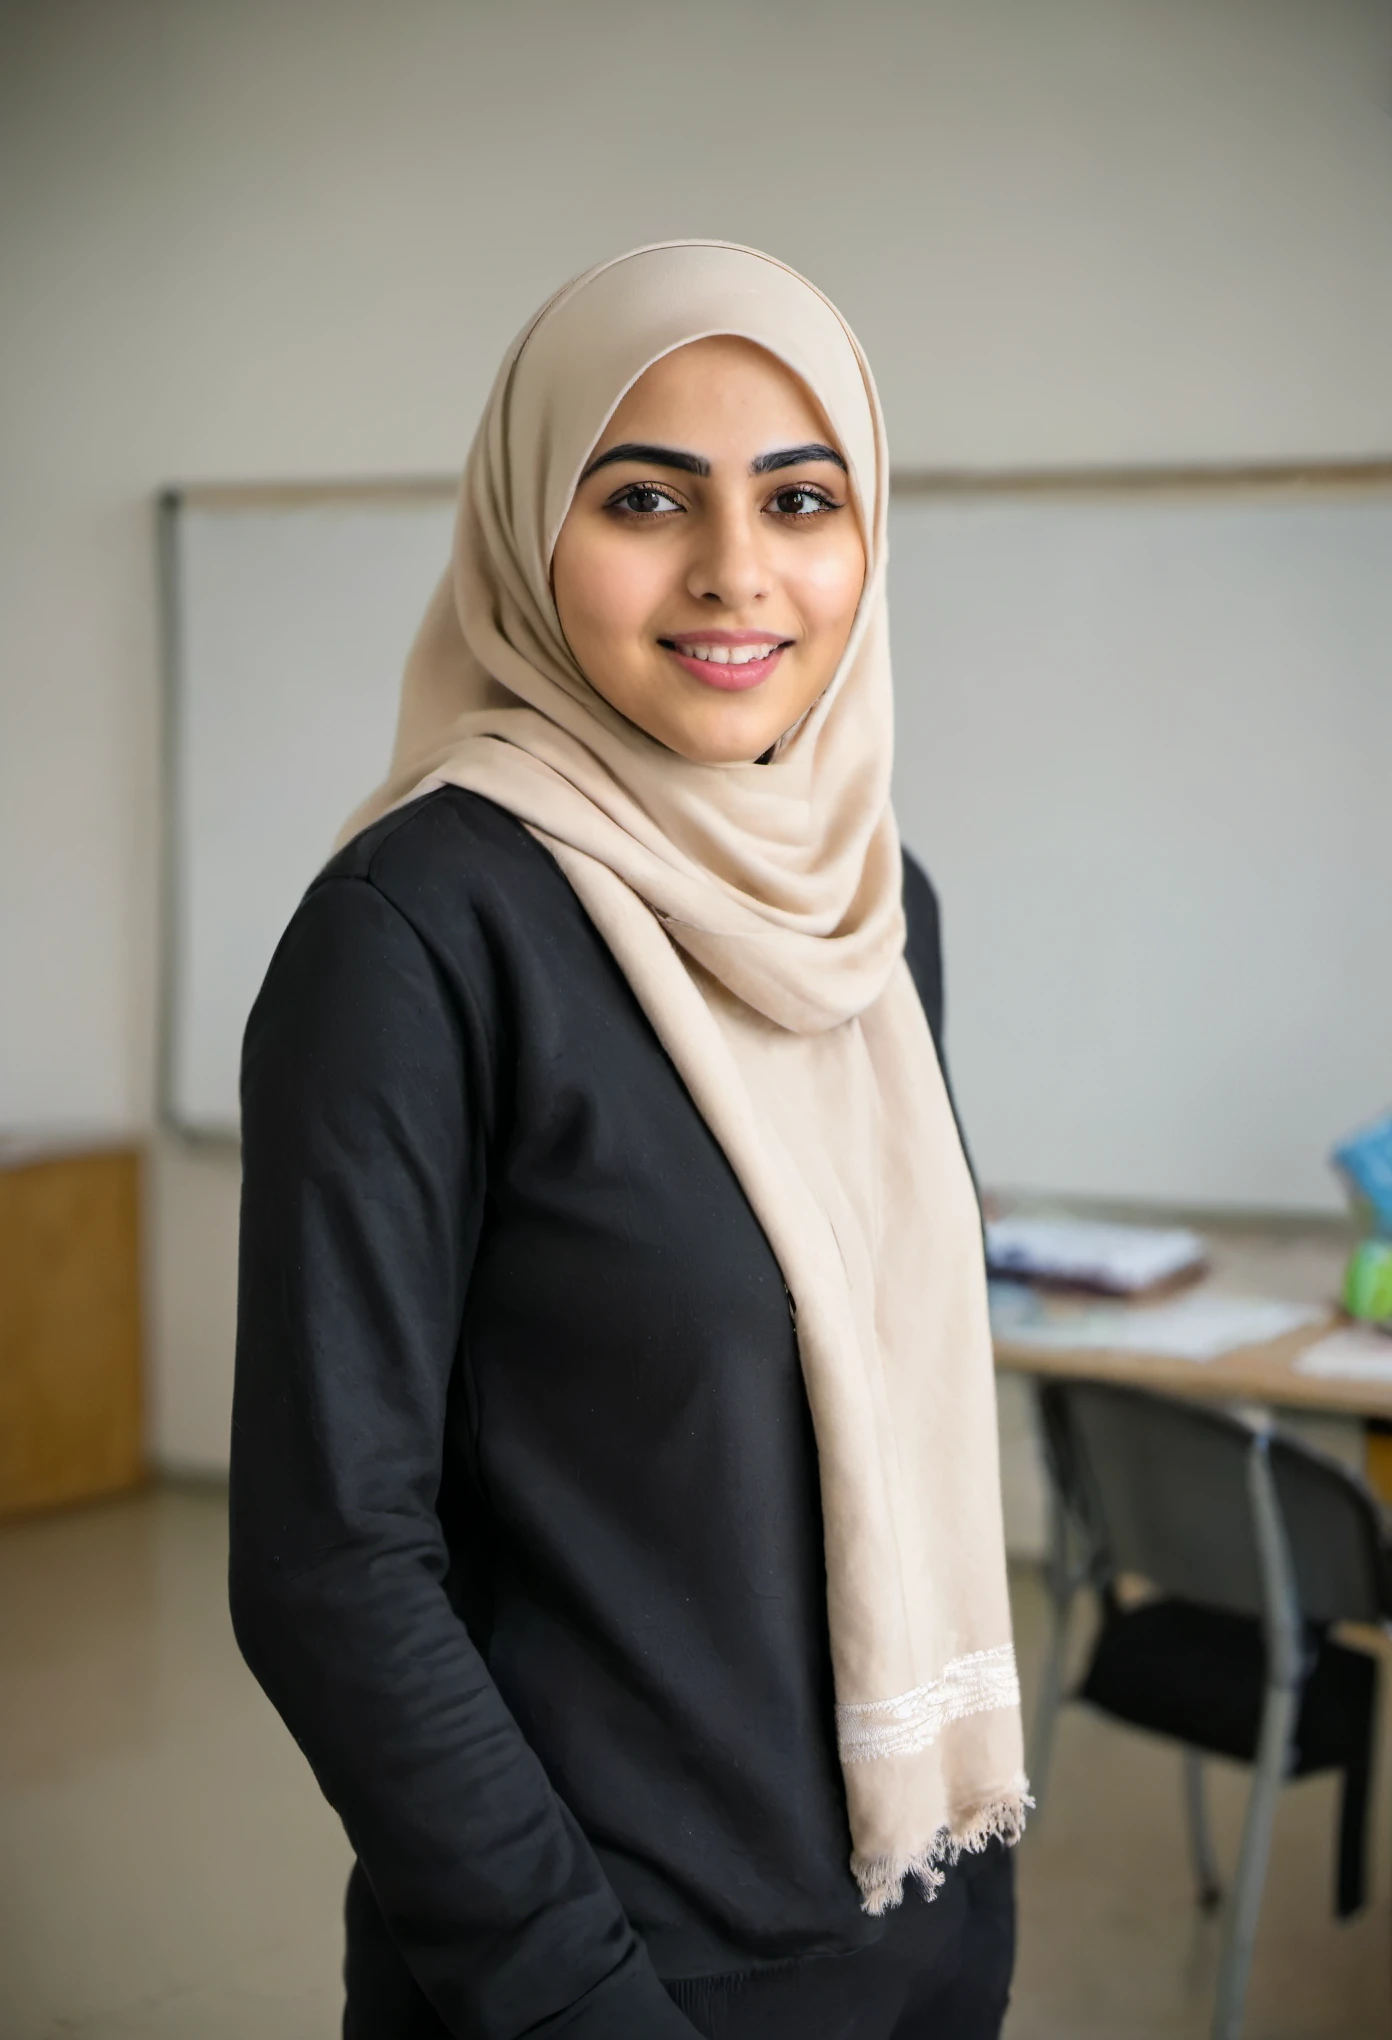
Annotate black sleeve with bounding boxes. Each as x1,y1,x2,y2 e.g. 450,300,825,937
901,847,945,1058
228,874,695,2040
901,847,981,1208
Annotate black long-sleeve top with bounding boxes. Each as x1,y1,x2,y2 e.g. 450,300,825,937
229,786,955,2039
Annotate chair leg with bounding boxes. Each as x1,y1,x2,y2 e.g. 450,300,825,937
1208,1681,1298,2040
1183,1749,1222,1911
1027,1600,1068,1822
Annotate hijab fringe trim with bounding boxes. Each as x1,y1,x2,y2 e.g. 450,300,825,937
835,1643,1021,1764
852,1784,1034,1916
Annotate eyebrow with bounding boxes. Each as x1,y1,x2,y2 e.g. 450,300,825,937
750,442,847,475
579,439,848,483
581,441,709,480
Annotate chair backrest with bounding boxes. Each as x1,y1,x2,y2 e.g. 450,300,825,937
1270,1430,1387,1624
1040,1378,1386,1626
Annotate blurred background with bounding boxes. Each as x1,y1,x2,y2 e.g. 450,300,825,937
2,2,1390,2036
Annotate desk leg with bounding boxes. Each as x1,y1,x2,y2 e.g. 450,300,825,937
1028,1412,1077,1823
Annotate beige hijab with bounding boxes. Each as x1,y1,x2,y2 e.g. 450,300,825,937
344,241,1027,1910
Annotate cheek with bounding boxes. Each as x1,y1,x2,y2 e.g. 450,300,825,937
557,527,669,658
787,533,867,641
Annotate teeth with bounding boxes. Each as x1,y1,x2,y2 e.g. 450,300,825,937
680,643,777,664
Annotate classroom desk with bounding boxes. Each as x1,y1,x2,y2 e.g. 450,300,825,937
990,1219,1392,1409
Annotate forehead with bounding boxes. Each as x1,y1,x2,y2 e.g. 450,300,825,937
512,245,879,573
599,336,834,449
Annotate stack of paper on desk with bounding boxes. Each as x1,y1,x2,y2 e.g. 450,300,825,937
1294,1325,1392,1383
985,1216,1208,1295
988,1285,1325,1364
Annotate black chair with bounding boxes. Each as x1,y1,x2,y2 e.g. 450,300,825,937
1029,1377,1391,2040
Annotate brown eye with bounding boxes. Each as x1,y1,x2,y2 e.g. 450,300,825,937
771,485,836,518
610,483,683,517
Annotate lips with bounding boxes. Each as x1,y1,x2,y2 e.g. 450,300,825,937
659,632,793,692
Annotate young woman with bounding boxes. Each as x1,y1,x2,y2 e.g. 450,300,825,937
230,241,1027,2040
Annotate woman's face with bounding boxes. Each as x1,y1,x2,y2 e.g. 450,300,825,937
551,336,866,765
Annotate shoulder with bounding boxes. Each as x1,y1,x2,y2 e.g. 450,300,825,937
246,789,565,1090
301,785,594,1004
320,784,568,932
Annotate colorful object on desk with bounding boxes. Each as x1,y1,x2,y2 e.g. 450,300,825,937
1342,1239,1392,1328
1332,1111,1392,1236
1332,1111,1392,1326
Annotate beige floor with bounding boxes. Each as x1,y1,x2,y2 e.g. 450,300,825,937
1,1485,1388,2038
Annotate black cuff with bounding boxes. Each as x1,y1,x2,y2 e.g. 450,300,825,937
528,1942,699,2038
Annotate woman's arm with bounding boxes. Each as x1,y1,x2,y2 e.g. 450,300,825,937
229,873,693,2039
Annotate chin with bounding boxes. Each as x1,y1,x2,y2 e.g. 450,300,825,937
657,691,796,766
664,718,782,766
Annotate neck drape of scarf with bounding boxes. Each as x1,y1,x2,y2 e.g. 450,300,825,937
341,241,1028,1910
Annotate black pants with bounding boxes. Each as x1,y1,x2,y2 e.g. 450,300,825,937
665,1842,1015,2040
344,1842,1014,2039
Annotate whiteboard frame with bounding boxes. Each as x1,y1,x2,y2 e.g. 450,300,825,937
156,456,1392,1149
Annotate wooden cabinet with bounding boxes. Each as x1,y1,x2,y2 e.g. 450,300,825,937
0,1146,144,1518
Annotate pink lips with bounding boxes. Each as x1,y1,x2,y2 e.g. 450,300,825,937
659,630,792,693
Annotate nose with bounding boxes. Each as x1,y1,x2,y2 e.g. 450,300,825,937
684,499,769,611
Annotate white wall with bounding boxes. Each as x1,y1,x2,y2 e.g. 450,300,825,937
3,0,1390,1470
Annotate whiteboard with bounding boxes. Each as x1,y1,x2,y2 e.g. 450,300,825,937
164,488,455,1134
163,478,1392,1212
889,484,1392,1211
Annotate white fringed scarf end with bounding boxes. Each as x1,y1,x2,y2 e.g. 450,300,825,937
852,1784,1034,1916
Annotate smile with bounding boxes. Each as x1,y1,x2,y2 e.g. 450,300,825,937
659,632,793,692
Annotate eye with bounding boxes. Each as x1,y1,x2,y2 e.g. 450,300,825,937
607,482,685,519
768,484,839,519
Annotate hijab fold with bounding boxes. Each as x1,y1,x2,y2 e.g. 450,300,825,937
343,241,1027,1910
